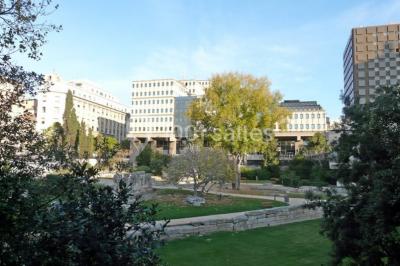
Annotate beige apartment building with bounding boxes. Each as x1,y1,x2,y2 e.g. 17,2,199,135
343,23,400,106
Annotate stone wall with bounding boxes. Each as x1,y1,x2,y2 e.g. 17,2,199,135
163,205,322,240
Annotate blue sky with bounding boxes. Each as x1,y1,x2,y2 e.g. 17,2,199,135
22,0,400,120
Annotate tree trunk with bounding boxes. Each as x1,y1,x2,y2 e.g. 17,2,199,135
235,155,242,190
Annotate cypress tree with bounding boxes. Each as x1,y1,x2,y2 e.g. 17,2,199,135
78,121,88,158
62,90,80,151
87,127,94,158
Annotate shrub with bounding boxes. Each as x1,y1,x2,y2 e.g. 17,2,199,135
135,165,152,173
240,166,280,180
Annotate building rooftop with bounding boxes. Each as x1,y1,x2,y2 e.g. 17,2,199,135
280,100,323,110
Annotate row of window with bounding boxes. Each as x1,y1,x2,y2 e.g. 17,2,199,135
134,108,173,114
288,124,323,130
133,99,174,105
71,88,127,113
290,113,324,119
133,90,174,97
134,117,173,123
133,126,172,132
133,81,174,88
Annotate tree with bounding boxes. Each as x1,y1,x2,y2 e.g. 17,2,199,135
165,145,234,196
0,1,164,264
307,86,400,265
87,127,95,157
43,122,68,163
63,89,80,151
0,1,61,263
78,121,89,158
32,163,164,265
136,145,153,166
95,134,120,169
306,132,331,154
188,73,289,189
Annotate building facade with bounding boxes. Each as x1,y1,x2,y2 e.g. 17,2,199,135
274,100,328,159
128,79,209,155
343,23,400,106
36,74,130,142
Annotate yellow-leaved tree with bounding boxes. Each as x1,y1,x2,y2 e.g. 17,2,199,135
188,73,290,189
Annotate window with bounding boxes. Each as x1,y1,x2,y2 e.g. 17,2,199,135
306,114,309,119
317,114,321,118
295,124,298,129
306,124,309,129
300,124,303,129
311,124,315,129
311,114,315,119
300,114,303,119
42,107,46,113
289,124,292,129
294,114,298,119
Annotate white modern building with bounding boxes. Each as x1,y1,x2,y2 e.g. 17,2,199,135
128,79,209,154
274,100,329,159
36,74,130,142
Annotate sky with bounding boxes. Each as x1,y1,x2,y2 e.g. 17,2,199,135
20,0,400,120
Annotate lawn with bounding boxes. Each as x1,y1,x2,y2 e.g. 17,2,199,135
159,219,331,266
148,189,286,220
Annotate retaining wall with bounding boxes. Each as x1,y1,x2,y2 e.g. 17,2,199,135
163,205,322,240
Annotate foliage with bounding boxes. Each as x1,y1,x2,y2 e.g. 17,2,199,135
62,90,80,150
187,73,289,189
280,158,334,187
136,145,170,175
0,1,164,264
31,163,165,265
43,122,68,163
0,1,61,263
240,166,280,180
304,132,331,154
135,165,152,173
307,86,400,265
165,145,235,195
261,137,280,167
136,145,153,166
94,134,120,169
159,220,330,266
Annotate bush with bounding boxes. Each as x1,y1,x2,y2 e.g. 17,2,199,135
280,158,336,187
241,166,280,180
136,146,171,175
135,165,152,173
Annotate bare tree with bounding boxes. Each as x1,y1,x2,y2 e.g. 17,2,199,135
165,145,234,196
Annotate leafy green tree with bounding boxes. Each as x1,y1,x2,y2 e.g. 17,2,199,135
0,0,60,263
136,145,153,166
188,73,289,189
307,85,400,265
32,163,164,265
0,1,164,264
44,122,68,163
306,132,331,154
95,134,120,169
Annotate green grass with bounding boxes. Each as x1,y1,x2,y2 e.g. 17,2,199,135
148,189,286,220
159,219,331,266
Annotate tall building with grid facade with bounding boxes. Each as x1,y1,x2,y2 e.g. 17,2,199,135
343,23,400,106
129,79,209,155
